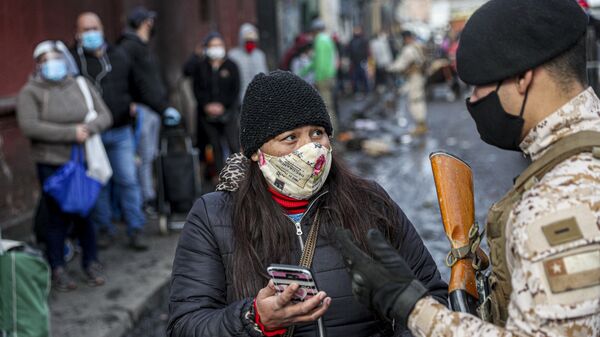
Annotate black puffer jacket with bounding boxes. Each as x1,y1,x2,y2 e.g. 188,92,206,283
168,186,447,337
117,31,169,113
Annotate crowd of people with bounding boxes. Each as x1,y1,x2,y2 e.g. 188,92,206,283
15,7,392,293
14,2,457,293
11,1,600,337
16,7,186,291
281,22,464,137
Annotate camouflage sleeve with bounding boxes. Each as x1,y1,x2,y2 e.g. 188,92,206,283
387,45,417,73
408,296,525,337
408,153,600,337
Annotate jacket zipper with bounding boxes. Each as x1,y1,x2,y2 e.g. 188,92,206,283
288,190,329,251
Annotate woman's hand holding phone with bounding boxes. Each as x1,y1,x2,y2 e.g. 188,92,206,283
255,280,332,331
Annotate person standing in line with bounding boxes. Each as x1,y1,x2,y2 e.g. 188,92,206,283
17,41,112,290
118,6,181,217
183,32,240,177
72,12,178,250
388,31,428,136
228,23,268,102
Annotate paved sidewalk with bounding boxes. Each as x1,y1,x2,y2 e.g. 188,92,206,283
49,221,178,337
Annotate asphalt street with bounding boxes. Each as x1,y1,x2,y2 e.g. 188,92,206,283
340,90,529,279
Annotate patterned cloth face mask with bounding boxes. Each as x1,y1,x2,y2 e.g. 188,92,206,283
258,142,332,200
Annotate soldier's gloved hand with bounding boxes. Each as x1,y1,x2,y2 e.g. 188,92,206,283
163,107,181,126
335,228,428,329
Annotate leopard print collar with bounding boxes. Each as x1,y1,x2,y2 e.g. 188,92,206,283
216,152,249,192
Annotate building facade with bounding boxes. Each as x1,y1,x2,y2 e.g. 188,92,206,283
0,0,257,237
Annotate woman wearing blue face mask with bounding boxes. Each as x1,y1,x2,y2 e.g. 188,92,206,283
16,40,112,292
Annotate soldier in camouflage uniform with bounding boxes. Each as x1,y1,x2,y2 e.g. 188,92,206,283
336,0,600,336
388,30,428,136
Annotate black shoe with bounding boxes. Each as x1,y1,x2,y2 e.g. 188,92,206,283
96,230,114,250
52,267,77,292
143,200,158,219
128,231,149,251
84,261,106,287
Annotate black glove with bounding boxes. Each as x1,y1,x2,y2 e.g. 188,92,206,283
335,228,428,329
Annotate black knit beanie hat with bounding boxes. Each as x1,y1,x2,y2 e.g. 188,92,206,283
240,70,333,158
203,31,223,47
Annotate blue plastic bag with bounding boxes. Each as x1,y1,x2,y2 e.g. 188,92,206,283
43,146,102,217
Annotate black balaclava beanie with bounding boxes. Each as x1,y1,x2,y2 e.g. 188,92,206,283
240,70,333,158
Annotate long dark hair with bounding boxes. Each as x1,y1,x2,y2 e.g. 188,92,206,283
231,153,402,299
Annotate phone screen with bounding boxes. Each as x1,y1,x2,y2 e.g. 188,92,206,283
267,264,319,303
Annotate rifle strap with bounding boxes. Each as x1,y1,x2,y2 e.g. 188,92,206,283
445,222,487,270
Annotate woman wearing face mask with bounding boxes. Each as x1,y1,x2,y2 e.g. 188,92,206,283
16,41,112,291
183,32,241,178
167,71,447,337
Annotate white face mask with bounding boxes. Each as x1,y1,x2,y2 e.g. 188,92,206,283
206,46,226,60
257,142,332,200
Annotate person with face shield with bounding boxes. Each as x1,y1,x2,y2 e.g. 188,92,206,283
167,71,447,337
228,23,269,102
183,32,241,177
16,41,112,291
335,1,600,336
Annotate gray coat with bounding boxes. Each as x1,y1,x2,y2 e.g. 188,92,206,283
228,23,269,101
16,75,112,165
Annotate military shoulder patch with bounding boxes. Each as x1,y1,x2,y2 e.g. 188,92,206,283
526,204,598,260
525,204,600,310
541,217,583,246
543,250,600,293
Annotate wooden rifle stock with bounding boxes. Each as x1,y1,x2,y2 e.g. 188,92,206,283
430,152,488,314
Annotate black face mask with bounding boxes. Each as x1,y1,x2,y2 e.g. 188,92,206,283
466,81,530,151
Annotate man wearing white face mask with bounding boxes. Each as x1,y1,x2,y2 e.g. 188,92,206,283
183,32,241,176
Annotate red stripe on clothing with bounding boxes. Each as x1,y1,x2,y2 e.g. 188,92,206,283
268,187,308,214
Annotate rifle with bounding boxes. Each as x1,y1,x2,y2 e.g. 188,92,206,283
429,151,491,318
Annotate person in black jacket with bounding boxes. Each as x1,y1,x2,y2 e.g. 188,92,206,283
118,6,181,215
168,71,447,337
348,26,370,96
72,12,176,250
183,32,241,175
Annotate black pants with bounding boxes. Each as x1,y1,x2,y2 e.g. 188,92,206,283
36,163,98,270
375,67,389,88
197,116,240,173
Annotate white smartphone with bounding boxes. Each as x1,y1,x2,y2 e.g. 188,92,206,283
267,264,319,303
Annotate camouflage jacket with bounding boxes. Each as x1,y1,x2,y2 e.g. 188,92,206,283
407,87,600,337
387,43,425,76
